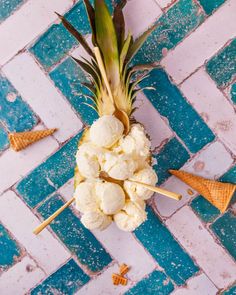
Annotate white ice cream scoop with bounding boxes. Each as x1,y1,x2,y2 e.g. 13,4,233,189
81,210,112,230
114,201,147,232
124,166,158,201
95,181,126,215
90,115,124,148
74,181,99,213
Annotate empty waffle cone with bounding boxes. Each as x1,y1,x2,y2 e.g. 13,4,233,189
169,170,236,213
9,129,57,152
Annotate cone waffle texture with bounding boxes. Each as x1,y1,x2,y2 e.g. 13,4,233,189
112,274,128,286
169,170,236,213
9,129,57,152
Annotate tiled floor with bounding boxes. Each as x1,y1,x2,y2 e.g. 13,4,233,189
0,0,236,294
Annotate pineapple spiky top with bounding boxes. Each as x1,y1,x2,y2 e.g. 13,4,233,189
57,0,157,122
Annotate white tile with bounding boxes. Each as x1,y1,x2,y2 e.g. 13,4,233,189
155,0,174,9
123,0,162,38
181,68,236,154
166,206,236,289
0,126,58,195
0,191,70,274
2,53,83,143
92,223,157,282
58,178,74,202
0,0,73,65
154,141,233,217
0,256,45,295
161,0,236,84
172,273,218,295
134,92,173,149
77,264,133,295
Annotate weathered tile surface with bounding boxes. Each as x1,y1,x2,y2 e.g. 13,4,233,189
31,259,90,295
134,206,199,285
206,38,236,88
141,69,215,153
0,74,37,132
0,223,20,270
0,0,236,293
197,0,226,15
0,0,24,23
37,194,112,273
16,131,83,208
125,270,174,295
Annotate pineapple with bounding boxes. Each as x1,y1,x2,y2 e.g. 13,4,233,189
57,0,159,231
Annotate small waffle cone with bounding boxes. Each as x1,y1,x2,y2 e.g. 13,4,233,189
9,129,57,152
112,274,128,286
169,170,236,213
119,264,129,276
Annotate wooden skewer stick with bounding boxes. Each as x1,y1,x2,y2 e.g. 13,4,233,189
127,179,182,200
33,197,75,235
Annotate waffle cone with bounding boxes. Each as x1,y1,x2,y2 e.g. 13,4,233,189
9,129,57,151
169,170,236,213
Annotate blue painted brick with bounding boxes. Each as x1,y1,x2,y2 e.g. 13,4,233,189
211,211,236,260
16,131,83,208
153,138,190,184
134,206,199,285
31,259,90,295
37,195,112,273
223,284,236,295
191,164,236,223
0,224,21,270
0,74,37,132
191,195,220,223
0,0,24,23
50,57,98,125
30,0,113,70
0,125,9,151
133,0,204,64
125,270,174,295
230,83,236,104
206,38,236,88
197,0,226,15
141,69,215,153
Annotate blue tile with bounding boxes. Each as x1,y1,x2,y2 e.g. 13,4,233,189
134,206,199,285
0,125,9,151
153,138,190,184
0,224,21,269
50,57,98,125
223,285,236,295
30,0,114,70
191,195,220,223
31,259,90,295
37,195,112,273
230,83,236,104
141,69,215,153
0,0,24,22
198,0,226,15
133,0,204,64
206,38,236,88
211,211,236,260
16,131,83,208
125,270,174,295
0,75,37,132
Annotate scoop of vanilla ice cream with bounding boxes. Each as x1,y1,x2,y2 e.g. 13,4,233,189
114,201,147,232
90,115,124,148
120,124,151,158
81,210,112,230
74,181,99,213
95,181,125,215
124,167,158,201
101,152,136,180
76,142,104,178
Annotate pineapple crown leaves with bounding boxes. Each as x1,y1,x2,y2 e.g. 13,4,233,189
56,0,159,117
